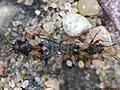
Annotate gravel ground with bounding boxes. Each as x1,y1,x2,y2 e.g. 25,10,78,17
0,0,120,90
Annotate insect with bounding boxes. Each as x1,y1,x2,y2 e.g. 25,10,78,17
1,35,80,61
81,30,117,59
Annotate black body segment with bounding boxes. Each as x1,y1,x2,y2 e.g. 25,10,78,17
86,44,104,55
13,40,33,55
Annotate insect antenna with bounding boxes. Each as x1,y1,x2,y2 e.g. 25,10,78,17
1,35,14,45
0,35,14,61
102,43,118,61
90,29,101,44
103,49,118,61
103,43,116,47
1,48,13,61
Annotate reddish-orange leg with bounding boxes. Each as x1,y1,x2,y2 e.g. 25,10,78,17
93,39,104,44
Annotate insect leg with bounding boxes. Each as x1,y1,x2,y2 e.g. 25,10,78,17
19,55,31,69
103,49,118,61
1,48,13,61
93,39,104,44
90,29,101,44
25,55,31,67
1,35,13,45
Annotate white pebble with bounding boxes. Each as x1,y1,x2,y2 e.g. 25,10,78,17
9,80,15,88
12,21,22,27
49,3,57,8
66,60,73,67
21,80,29,88
58,51,61,54
35,10,40,16
10,58,16,63
17,0,23,3
15,62,19,66
35,76,41,83
63,12,92,36
96,70,100,75
99,82,104,88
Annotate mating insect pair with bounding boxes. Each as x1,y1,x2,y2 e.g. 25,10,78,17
1,29,117,61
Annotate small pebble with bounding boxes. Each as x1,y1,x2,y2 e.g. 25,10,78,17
12,21,22,27
92,59,105,69
78,61,84,68
24,0,34,6
10,58,16,63
66,60,73,67
35,76,41,83
9,80,15,88
96,70,100,75
64,2,71,10
43,22,54,33
14,87,22,90
31,18,39,25
49,3,57,8
99,82,104,88
36,65,43,72
17,0,23,3
78,0,100,16
44,78,59,90
85,74,90,80
21,80,29,88
35,10,40,16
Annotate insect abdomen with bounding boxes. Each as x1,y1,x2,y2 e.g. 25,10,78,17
61,44,75,54
40,38,61,57
87,44,104,55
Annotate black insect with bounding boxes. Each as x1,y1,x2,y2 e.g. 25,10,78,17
1,35,79,60
13,39,33,55
82,30,116,55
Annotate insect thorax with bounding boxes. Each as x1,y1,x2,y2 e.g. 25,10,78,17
13,40,33,55
37,38,61,57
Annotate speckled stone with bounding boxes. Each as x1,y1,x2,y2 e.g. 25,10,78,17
78,0,100,16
